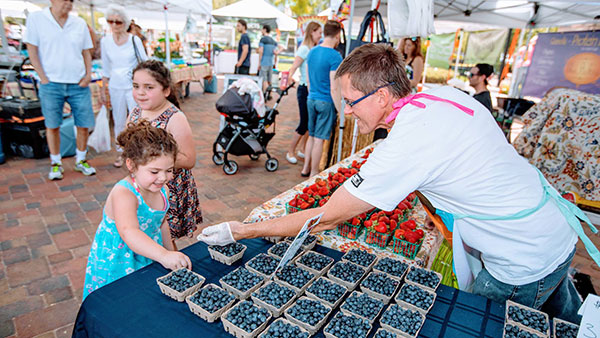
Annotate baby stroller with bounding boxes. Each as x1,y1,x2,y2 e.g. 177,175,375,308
213,82,295,175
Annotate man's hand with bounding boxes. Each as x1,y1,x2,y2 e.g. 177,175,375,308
78,74,92,87
235,61,242,68
159,250,192,270
257,65,261,72
197,222,236,245
40,76,50,85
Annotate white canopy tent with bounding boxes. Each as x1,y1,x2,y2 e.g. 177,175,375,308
0,0,41,19
212,0,297,31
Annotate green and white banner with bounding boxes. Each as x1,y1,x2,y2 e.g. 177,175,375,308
464,29,509,65
426,33,455,69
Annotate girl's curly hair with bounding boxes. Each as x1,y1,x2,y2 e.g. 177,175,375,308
117,120,178,168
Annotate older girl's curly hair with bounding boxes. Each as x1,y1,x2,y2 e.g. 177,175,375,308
132,60,180,109
117,120,178,168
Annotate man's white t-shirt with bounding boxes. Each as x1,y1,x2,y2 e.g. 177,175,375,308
24,8,93,84
344,86,577,285
101,34,148,90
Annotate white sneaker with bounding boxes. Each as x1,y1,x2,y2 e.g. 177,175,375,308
74,160,97,176
48,163,64,180
297,151,305,159
286,152,298,164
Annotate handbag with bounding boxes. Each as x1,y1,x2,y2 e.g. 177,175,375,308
335,26,347,58
132,36,142,64
87,105,111,153
349,9,391,53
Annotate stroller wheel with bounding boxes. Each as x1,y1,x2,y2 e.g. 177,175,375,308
249,154,260,161
265,158,279,172
212,152,225,165
223,160,238,175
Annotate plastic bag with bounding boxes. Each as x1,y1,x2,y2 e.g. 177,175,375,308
87,105,111,153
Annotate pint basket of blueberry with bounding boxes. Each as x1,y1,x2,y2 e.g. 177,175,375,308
328,261,367,290
257,318,310,338
245,253,280,279
405,266,442,292
552,317,579,338
373,328,399,338
208,242,247,265
380,303,425,338
503,323,545,338
391,220,425,259
505,300,550,337
395,283,436,314
185,283,237,322
360,271,401,303
219,267,265,300
342,249,377,271
284,296,332,335
274,264,315,293
156,268,206,302
221,300,272,338
324,311,372,338
251,281,297,317
268,241,302,261
285,234,318,251
340,291,386,324
296,251,334,277
373,257,409,281
337,213,366,240
305,277,348,309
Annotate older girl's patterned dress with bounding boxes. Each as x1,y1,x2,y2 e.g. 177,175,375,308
129,105,203,238
82,179,168,300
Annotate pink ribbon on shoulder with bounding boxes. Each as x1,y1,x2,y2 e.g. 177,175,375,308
385,93,475,124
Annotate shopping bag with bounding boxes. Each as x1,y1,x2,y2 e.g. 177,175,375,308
87,105,111,153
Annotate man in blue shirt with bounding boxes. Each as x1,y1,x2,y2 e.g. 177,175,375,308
258,24,281,93
301,20,343,177
235,19,251,74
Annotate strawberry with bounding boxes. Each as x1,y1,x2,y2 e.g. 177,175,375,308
359,212,367,220
391,213,399,222
390,219,398,230
379,216,390,224
316,179,327,187
289,198,298,207
319,199,328,207
375,224,387,233
350,168,358,175
364,220,373,228
351,217,360,226
401,220,417,230
405,232,418,243
299,202,310,209
302,186,309,194
394,229,406,239
318,187,329,196
300,193,309,201
307,197,315,205
415,229,424,238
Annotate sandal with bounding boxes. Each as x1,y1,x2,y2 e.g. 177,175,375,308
113,157,124,168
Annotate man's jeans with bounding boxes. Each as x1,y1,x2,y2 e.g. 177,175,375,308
472,248,581,323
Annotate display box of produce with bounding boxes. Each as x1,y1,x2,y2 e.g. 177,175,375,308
373,257,409,281
287,180,328,214
208,242,247,265
267,241,302,261
219,267,265,300
503,323,544,338
245,253,280,279
296,251,334,277
250,281,297,317
394,283,436,314
342,248,377,271
380,303,425,338
328,261,367,290
360,271,401,303
274,264,315,293
338,220,364,240
284,234,317,251
373,328,399,338
156,268,205,302
305,276,348,309
364,229,394,249
552,317,579,338
340,290,385,324
221,300,272,338
257,318,310,338
505,300,550,337
323,311,372,338
404,266,442,292
185,283,236,323
391,220,425,260
284,296,332,335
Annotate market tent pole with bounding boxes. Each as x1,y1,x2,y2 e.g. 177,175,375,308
508,28,526,97
338,0,356,162
422,38,430,84
164,4,171,66
453,29,463,78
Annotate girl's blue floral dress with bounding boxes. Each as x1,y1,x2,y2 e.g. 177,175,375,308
83,179,169,300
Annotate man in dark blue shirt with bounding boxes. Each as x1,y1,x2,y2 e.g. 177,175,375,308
235,19,251,74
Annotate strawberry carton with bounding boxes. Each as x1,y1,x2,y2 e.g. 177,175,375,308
392,220,425,259
361,148,373,159
363,211,397,249
286,193,317,214
337,212,367,240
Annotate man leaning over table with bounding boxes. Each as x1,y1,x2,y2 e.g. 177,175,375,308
25,0,97,180
198,44,599,324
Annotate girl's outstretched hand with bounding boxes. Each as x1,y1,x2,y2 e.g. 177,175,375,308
159,251,192,270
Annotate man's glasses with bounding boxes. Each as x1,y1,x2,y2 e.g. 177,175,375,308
468,72,480,78
343,82,395,108
107,20,124,25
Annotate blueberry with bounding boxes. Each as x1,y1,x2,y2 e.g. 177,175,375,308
324,311,371,338
306,277,346,305
342,249,377,268
297,251,334,272
220,267,264,293
269,242,302,259
503,324,543,338
373,258,409,279
275,264,314,290
247,253,280,276
380,304,424,336
507,305,549,334
396,284,434,311
253,282,295,309
287,234,317,248
159,269,202,292
225,300,270,333
374,329,398,338
329,261,366,284
340,292,385,321
262,319,309,338
406,267,440,289
190,285,234,313
286,298,330,327
361,272,399,297
208,242,245,257
555,321,578,338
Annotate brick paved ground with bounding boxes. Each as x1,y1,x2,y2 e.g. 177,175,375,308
1,79,599,337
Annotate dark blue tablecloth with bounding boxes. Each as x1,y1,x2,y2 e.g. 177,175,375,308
72,238,504,338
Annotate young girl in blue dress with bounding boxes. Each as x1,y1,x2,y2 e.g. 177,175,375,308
83,121,192,300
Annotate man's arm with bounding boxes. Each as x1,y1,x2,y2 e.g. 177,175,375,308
237,44,249,67
78,49,92,87
26,43,49,84
257,46,264,71
231,186,373,239
330,71,341,114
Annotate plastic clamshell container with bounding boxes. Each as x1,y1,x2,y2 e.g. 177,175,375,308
221,301,272,338
250,280,297,317
208,243,247,265
284,296,332,335
394,283,437,314
185,283,236,323
156,268,205,302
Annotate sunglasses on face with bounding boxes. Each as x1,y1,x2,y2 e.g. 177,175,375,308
107,20,124,25
343,82,395,108
468,72,481,78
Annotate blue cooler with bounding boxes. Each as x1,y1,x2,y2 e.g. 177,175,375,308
204,75,217,93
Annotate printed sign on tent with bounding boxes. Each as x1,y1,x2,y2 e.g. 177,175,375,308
426,33,455,69
521,31,600,98
463,29,508,66
296,16,328,46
